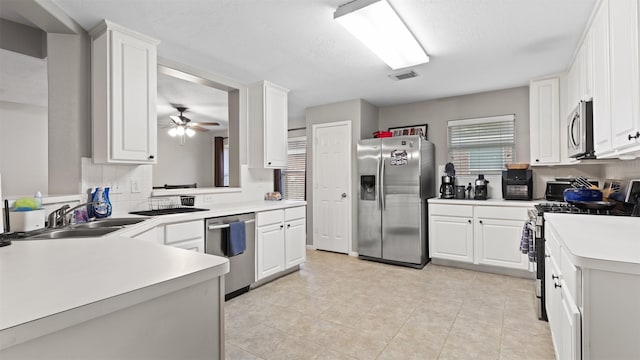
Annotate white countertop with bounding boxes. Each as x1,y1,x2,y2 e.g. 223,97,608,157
428,198,541,207
545,213,640,275
116,200,306,237
0,236,229,348
0,200,305,348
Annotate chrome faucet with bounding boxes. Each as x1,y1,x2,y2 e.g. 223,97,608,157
47,202,99,228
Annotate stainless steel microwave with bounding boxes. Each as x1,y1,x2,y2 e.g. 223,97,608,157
567,100,595,159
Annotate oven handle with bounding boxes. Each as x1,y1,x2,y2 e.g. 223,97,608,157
208,219,255,230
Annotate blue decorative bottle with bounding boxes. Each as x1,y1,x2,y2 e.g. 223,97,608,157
92,187,112,218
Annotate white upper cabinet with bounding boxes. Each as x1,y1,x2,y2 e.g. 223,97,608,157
530,78,561,165
608,0,640,153
592,0,613,155
249,81,289,169
90,20,159,164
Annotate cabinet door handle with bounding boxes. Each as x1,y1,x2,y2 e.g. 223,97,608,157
148,155,155,160
535,159,540,162
554,282,562,288
268,161,272,165
545,254,551,258
468,219,471,223
287,224,291,228
628,131,640,141
552,274,559,280
280,224,283,229
479,220,483,224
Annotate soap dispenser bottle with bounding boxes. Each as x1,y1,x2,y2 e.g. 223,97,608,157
92,187,112,218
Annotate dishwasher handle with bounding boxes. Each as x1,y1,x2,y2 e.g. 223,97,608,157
207,218,255,230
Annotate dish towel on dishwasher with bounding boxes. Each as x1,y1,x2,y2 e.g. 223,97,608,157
227,221,246,257
520,221,536,262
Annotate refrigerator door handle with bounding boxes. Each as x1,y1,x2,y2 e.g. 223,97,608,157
380,159,386,210
376,157,382,210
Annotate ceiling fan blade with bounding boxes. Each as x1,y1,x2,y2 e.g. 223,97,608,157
191,122,220,126
190,125,211,132
170,115,184,125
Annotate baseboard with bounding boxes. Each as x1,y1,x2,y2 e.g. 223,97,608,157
430,258,536,279
306,244,315,250
348,251,358,257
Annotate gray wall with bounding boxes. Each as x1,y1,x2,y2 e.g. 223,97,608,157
305,99,378,252
378,86,531,169
154,132,214,188
0,18,46,59
47,32,91,194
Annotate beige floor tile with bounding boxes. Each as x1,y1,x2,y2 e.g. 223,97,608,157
226,323,287,357
261,335,324,360
222,250,552,360
377,330,444,360
327,325,389,359
225,342,263,360
313,349,358,360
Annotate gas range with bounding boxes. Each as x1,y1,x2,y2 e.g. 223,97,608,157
534,202,633,216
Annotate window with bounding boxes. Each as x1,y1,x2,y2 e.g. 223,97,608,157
282,136,307,200
448,115,515,175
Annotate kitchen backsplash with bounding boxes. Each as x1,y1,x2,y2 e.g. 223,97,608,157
81,157,153,213
602,158,640,179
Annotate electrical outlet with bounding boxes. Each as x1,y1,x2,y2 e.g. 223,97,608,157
204,195,215,203
131,178,141,193
110,182,122,194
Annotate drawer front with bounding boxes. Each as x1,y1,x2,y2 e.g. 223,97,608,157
545,224,561,262
285,206,306,221
429,204,473,217
560,247,581,304
257,209,284,227
165,220,204,244
474,206,529,220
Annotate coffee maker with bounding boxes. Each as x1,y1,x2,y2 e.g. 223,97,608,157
440,175,455,199
474,174,489,200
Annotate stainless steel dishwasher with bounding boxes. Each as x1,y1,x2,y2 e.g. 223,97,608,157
205,213,255,300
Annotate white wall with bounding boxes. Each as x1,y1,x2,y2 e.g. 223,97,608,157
378,86,604,199
0,101,48,195
153,132,215,188
305,99,378,251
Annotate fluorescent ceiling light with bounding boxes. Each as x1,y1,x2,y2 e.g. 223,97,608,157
334,0,429,70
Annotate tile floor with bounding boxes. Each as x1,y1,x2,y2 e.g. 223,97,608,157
225,250,554,360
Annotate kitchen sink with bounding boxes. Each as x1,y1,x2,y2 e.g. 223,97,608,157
71,218,146,229
23,227,121,240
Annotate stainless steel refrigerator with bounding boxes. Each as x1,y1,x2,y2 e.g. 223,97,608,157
357,136,435,268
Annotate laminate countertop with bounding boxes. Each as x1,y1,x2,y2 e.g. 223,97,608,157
0,200,306,350
428,198,541,207
545,213,640,275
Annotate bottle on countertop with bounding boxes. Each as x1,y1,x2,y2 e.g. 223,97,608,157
92,187,112,218
34,191,42,209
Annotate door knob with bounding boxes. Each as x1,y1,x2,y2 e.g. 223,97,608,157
341,193,347,198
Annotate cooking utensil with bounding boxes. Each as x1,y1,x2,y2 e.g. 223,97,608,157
571,201,616,210
563,188,603,202
572,177,595,189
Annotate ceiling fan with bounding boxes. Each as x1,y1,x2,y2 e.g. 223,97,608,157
166,106,220,140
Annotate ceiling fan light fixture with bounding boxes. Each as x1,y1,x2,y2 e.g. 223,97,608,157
334,0,429,70
176,126,186,136
185,127,196,137
168,127,178,137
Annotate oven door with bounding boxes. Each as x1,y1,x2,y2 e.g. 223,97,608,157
568,102,585,158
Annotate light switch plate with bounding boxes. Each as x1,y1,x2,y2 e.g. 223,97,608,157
110,182,122,194
131,178,141,193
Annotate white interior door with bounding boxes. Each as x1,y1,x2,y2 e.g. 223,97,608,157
312,121,351,254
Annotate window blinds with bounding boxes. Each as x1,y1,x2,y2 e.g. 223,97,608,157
283,136,306,200
448,115,515,175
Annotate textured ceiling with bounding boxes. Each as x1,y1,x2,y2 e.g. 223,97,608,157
49,0,595,119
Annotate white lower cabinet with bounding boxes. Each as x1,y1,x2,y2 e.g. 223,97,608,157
429,215,474,263
256,206,306,281
164,220,205,253
256,222,285,279
429,203,530,271
475,218,529,270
